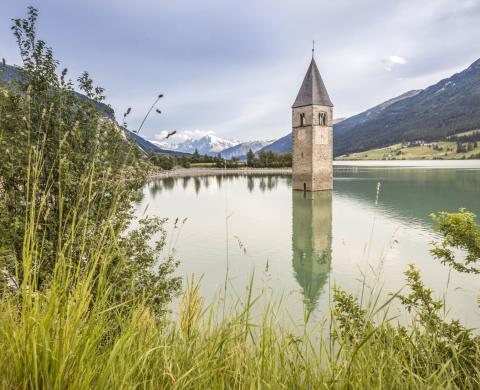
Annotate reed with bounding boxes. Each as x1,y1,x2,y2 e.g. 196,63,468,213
1,175,479,388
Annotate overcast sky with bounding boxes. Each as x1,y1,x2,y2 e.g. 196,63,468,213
2,0,480,142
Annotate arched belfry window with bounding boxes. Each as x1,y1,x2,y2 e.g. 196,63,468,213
319,112,327,126
300,113,306,126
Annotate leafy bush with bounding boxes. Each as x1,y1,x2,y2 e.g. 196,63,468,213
431,209,480,274
332,209,480,388
0,7,180,316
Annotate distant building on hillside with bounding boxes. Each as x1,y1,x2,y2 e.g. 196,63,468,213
292,55,333,191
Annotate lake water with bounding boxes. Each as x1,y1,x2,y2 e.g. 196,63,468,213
137,161,480,327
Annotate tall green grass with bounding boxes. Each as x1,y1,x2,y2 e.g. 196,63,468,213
0,95,478,389
1,160,478,388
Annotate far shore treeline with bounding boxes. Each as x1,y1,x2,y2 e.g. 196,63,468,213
149,147,292,170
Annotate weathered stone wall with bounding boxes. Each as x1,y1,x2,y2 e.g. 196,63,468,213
292,105,333,191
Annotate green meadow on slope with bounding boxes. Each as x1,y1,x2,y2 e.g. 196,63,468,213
337,130,480,160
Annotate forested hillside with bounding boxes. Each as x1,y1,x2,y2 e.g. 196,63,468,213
334,58,480,155
1,62,184,156
260,58,480,157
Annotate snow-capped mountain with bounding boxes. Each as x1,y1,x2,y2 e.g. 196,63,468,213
150,140,173,150
220,140,275,159
150,134,240,156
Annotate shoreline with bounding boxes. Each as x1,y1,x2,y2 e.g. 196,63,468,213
148,159,480,179
149,167,292,179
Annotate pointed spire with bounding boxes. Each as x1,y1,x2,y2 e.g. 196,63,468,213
292,58,333,108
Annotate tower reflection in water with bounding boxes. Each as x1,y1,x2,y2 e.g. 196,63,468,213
292,190,332,312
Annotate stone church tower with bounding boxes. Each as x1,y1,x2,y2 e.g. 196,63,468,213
292,57,333,191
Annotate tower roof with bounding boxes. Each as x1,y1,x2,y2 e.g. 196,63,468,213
292,58,333,108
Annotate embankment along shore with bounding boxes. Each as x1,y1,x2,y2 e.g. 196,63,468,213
149,166,359,179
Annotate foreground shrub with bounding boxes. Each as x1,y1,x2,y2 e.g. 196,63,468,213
0,7,180,316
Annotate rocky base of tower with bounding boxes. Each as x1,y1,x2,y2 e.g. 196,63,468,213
292,171,333,191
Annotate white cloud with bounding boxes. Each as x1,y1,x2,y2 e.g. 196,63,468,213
382,55,407,71
461,0,478,10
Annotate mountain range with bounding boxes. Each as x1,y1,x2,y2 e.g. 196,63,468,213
1,64,116,120
150,134,274,158
4,57,480,159
152,134,239,156
334,58,480,156
1,63,189,157
260,58,480,156
125,130,190,156
219,140,274,159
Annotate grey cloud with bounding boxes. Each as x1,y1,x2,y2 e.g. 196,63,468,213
1,0,479,141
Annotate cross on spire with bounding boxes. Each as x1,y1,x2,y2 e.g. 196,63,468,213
312,40,315,58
